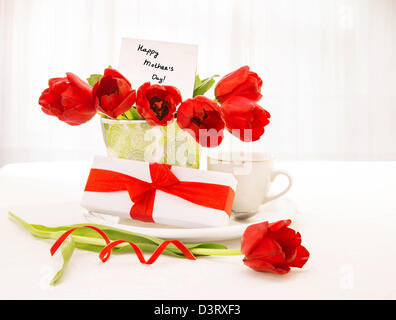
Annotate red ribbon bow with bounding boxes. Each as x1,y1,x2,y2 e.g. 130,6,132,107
84,163,235,222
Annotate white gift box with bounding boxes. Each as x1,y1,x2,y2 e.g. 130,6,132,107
81,156,237,228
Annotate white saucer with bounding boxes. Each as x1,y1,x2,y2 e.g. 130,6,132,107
83,198,297,242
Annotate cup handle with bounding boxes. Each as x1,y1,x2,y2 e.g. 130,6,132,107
262,170,293,204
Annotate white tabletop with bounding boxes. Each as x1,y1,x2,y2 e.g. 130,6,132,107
1,161,396,299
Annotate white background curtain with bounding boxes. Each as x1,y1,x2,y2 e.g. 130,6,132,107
1,0,395,165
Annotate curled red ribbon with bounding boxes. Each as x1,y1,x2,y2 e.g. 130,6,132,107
84,163,235,222
98,239,196,264
99,239,146,264
51,226,196,267
51,225,111,256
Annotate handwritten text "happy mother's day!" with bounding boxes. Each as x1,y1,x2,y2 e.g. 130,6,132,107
137,44,174,84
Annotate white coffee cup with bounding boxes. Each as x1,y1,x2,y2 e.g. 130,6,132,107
207,152,293,219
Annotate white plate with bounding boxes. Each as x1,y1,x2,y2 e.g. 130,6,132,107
83,199,298,242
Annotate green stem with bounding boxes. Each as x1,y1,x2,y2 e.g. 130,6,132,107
69,235,116,247
8,212,242,257
69,237,242,256
191,248,242,256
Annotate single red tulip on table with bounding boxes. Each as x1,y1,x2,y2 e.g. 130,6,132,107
93,68,137,119
39,73,96,126
215,65,263,104
136,82,182,126
177,96,225,147
221,96,270,142
241,220,310,274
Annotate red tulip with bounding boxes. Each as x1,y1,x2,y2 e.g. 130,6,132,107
136,82,182,126
177,96,225,147
93,68,136,118
215,66,263,104
221,96,270,142
38,73,96,126
241,220,309,274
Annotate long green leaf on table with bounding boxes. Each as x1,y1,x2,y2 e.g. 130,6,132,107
9,212,182,257
50,236,75,285
8,212,227,257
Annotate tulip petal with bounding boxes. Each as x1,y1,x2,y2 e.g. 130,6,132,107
268,220,292,232
145,84,169,101
263,252,286,265
112,90,137,118
270,227,302,252
48,80,69,99
58,103,96,126
288,246,310,268
66,72,92,98
39,85,64,118
249,71,263,91
49,103,64,117
243,258,290,274
62,103,96,121
164,85,182,106
93,77,120,99
48,77,68,88
250,127,265,141
221,96,254,116
116,77,133,98
103,68,131,87
253,106,271,128
39,89,55,106
61,86,88,108
98,93,121,117
215,66,249,100
230,72,263,101
241,222,269,256
285,247,298,264
245,237,284,260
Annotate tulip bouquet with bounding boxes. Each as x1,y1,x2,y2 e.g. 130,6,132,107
9,212,309,284
39,66,271,161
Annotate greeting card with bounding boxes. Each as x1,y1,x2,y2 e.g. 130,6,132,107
118,37,198,99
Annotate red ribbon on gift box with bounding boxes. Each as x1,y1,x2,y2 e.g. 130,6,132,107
84,163,235,222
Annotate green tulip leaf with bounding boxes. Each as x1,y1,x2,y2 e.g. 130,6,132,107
123,110,133,120
50,236,75,285
87,74,102,87
8,212,237,284
98,112,111,119
115,108,143,121
116,114,128,120
8,212,227,257
193,74,220,97
194,74,202,90
187,242,227,250
126,107,144,120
